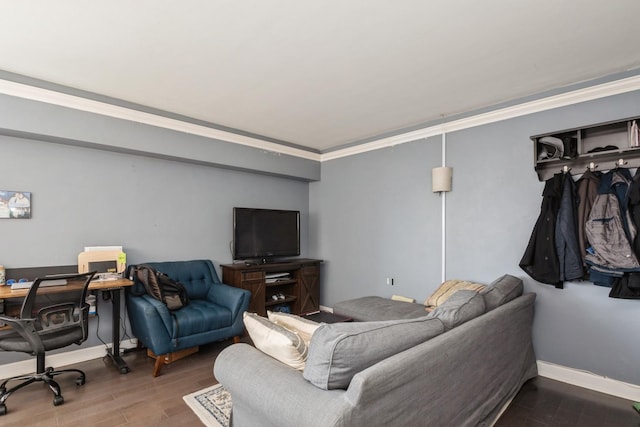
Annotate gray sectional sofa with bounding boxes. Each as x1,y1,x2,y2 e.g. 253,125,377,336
214,274,537,427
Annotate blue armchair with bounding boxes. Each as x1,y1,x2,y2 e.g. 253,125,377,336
126,259,250,376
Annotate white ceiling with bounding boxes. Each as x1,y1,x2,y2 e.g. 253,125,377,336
1,1,640,152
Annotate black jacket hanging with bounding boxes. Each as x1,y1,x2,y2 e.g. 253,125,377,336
609,273,640,299
520,173,563,288
628,168,640,258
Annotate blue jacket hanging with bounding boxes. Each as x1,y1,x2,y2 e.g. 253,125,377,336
555,172,584,282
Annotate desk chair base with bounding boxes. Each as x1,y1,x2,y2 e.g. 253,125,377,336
0,362,85,415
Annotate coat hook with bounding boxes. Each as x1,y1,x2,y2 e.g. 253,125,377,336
562,165,571,173
616,158,627,168
588,162,598,171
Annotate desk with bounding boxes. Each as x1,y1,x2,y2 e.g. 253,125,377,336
0,278,134,374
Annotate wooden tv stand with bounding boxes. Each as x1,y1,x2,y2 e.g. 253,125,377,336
221,259,321,316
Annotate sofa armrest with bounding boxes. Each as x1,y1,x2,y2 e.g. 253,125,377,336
214,344,353,427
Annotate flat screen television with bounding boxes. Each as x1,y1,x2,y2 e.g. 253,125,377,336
233,207,300,262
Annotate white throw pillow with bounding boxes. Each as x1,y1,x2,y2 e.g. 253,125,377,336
267,311,321,344
243,312,308,371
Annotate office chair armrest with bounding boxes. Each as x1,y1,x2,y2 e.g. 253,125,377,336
0,315,45,354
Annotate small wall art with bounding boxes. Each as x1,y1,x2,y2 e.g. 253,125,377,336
0,191,31,219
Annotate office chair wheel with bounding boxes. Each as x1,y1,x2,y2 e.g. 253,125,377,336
0,404,6,415
75,376,85,386
53,395,64,406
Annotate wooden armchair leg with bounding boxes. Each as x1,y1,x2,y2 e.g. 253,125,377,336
233,335,241,344
152,356,164,377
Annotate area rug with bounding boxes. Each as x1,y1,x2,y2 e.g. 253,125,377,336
183,383,232,427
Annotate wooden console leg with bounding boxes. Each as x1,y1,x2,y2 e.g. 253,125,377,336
233,336,241,344
152,356,164,377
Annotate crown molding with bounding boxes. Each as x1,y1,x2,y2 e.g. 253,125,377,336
0,79,321,162
2,74,639,164
321,74,640,161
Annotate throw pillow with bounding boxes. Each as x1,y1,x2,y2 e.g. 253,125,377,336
243,312,308,371
267,311,321,344
480,274,524,311
426,289,485,330
303,316,444,390
423,279,486,312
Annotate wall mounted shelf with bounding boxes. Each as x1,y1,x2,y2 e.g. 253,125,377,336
532,116,640,181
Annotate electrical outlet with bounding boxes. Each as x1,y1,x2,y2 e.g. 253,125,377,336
386,277,395,286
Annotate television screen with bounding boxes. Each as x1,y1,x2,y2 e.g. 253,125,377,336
233,208,300,261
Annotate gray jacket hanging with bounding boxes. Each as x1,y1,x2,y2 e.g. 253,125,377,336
584,169,640,270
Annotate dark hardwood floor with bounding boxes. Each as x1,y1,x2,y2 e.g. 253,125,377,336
1,340,638,426
0,341,233,427
497,376,639,427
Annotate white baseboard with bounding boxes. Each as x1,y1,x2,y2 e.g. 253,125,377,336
537,360,640,401
0,339,137,379
319,304,333,313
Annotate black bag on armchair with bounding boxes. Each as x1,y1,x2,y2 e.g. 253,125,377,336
132,265,189,310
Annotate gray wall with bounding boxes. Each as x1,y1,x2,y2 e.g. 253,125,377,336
310,138,443,304
311,89,640,386
0,135,310,363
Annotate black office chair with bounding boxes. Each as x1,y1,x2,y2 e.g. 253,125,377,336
0,271,95,415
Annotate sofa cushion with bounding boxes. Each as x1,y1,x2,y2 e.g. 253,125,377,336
303,316,444,390
426,290,485,330
481,274,524,311
243,312,308,371
333,296,428,321
423,279,486,312
267,311,321,344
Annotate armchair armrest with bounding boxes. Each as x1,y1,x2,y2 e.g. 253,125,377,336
125,294,175,354
206,283,251,319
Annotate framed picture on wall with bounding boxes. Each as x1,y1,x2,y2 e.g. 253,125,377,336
0,191,31,219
